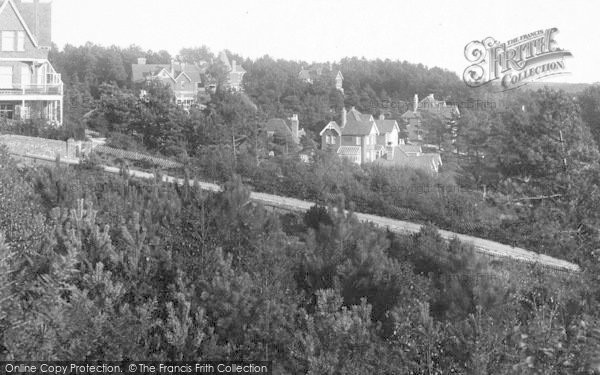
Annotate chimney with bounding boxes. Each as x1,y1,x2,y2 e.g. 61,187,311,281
341,107,347,128
413,94,418,112
137,57,146,65
170,59,176,77
379,113,385,120
232,60,237,71
289,114,299,142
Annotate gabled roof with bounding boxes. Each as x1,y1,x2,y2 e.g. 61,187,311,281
320,121,341,136
265,118,294,137
131,62,202,83
375,119,399,134
298,69,312,80
347,107,373,122
397,144,423,154
175,71,192,82
218,51,232,70
232,63,246,73
0,0,39,48
342,120,378,136
401,110,422,120
132,64,169,82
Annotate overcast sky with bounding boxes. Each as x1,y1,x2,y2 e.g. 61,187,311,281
51,0,599,83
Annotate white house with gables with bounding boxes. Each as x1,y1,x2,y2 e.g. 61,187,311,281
0,0,63,125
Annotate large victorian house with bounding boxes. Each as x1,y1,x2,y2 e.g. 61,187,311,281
131,58,204,110
320,107,443,174
0,0,63,125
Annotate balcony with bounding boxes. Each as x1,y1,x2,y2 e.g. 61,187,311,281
0,83,63,97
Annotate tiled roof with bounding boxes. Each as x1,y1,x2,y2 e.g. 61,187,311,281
265,119,293,136
347,108,373,122
337,146,361,155
298,70,312,80
131,62,202,83
401,110,422,119
342,120,377,136
132,64,169,82
218,51,232,70
320,121,341,136
232,64,246,73
397,144,422,154
375,119,398,133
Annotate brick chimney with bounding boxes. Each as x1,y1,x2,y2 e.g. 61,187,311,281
413,94,418,112
137,57,146,65
289,114,299,143
341,107,347,128
170,59,176,77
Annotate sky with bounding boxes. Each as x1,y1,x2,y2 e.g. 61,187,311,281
51,0,600,83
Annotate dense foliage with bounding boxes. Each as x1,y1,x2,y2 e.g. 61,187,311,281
2,148,600,373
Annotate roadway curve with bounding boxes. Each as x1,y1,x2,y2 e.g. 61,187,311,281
120,167,581,273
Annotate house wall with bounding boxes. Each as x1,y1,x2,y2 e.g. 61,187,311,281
229,71,245,90
377,128,399,147
341,135,361,146
321,128,340,151
0,2,40,58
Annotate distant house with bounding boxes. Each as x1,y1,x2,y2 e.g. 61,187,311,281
401,93,460,143
0,0,63,125
319,107,382,165
218,51,246,91
131,58,203,110
334,70,344,93
320,106,443,173
264,114,306,146
298,65,344,93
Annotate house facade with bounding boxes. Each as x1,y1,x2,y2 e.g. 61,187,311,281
0,0,63,125
320,106,442,173
218,51,246,91
298,65,344,93
132,58,203,110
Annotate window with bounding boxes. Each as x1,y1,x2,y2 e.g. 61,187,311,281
331,135,336,144
17,31,24,51
1,31,15,51
0,66,13,88
325,135,331,144
355,137,360,145
0,104,14,119
365,136,369,146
